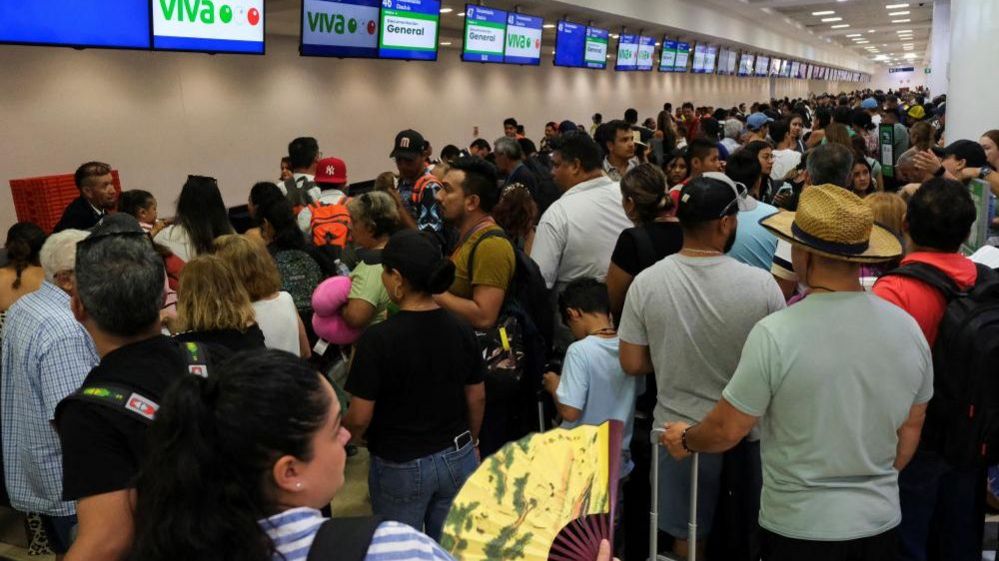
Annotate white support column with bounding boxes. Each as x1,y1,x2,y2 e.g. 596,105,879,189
926,0,950,97
946,0,999,143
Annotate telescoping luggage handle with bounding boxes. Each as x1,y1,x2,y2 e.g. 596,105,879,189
650,428,699,561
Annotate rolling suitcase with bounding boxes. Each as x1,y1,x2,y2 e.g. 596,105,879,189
650,428,700,561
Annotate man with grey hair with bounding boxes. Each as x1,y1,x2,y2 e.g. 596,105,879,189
769,143,855,299
1,229,97,557
721,119,743,155
55,214,227,561
493,136,538,195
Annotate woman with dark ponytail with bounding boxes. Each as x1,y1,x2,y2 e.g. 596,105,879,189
132,349,455,561
0,222,46,330
344,229,485,541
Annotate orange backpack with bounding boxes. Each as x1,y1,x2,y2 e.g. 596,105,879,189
308,197,351,248
409,172,441,206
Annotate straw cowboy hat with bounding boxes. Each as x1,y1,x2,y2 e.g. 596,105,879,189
760,184,902,263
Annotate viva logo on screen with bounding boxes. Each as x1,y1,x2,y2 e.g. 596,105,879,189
154,0,264,52
503,11,544,64
301,0,380,57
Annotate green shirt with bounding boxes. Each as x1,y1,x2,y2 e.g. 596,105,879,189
722,292,932,541
348,260,391,325
448,224,515,299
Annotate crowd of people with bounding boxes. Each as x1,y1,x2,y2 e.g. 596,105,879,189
1,85,998,561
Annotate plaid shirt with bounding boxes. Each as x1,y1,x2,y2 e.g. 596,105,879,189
1,282,97,516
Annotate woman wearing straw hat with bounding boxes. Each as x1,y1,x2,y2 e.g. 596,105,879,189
662,185,934,561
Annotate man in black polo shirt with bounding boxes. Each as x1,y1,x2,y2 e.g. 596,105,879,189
53,162,118,232
55,215,226,561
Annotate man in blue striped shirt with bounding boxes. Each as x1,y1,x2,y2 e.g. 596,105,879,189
1,229,97,555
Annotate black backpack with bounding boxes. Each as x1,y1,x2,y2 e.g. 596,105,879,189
307,516,384,561
883,261,999,467
523,155,561,219
284,176,317,210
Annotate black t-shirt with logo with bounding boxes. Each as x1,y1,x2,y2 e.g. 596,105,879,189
345,309,484,462
56,335,230,500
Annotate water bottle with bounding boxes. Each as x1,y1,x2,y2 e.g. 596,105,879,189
334,259,351,277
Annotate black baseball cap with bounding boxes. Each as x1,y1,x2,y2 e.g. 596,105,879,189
390,129,427,160
932,140,987,168
677,173,757,224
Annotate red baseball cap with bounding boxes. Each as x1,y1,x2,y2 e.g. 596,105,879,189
315,157,347,185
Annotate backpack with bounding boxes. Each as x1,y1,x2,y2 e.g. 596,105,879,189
57,342,212,425
285,176,317,213
275,249,324,313
467,230,554,453
882,261,999,467
308,197,351,248
409,172,440,207
523,155,561,219
307,516,384,561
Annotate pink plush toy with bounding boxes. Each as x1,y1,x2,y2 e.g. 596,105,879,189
311,276,363,345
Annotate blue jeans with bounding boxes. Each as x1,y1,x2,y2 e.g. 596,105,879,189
897,449,984,561
369,441,478,541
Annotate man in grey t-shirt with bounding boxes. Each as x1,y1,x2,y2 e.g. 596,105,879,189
619,173,785,558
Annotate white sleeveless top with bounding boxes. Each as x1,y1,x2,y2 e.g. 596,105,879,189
252,292,301,356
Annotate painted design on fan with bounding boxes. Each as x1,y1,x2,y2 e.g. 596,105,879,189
440,421,623,561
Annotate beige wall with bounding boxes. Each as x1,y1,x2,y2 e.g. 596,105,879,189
870,64,928,93
0,35,846,231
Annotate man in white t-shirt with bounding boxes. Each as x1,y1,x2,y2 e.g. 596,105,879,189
619,174,785,559
663,185,931,561
282,136,323,203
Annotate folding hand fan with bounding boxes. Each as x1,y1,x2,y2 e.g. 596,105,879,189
441,421,623,561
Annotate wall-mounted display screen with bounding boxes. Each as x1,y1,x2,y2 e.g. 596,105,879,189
703,44,718,74
781,59,793,77
301,0,380,58
614,34,639,70
153,0,265,53
717,48,737,75
769,57,781,76
378,0,439,61
790,61,800,79
658,38,677,72
636,36,656,71
691,43,706,73
755,55,769,76
0,1,151,49
503,12,542,65
583,26,609,69
461,4,506,63
739,53,755,77
554,21,585,67
674,41,691,72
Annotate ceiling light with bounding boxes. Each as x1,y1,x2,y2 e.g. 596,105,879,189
456,11,464,17
904,53,917,58
885,3,909,8
542,24,555,29
655,42,660,46
856,40,870,44
822,17,843,22
892,18,911,23
896,29,912,33
812,10,835,15
831,24,850,28
868,29,876,32
439,7,452,13
889,10,910,16
846,33,861,37
440,41,452,46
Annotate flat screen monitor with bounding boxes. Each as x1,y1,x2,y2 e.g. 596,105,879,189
614,34,640,71
790,61,800,78
703,44,718,73
738,53,754,77
378,0,440,60
462,4,506,63
725,49,738,75
636,36,655,71
674,41,691,72
658,38,677,72
503,12,542,65
0,0,151,49
691,43,706,73
755,55,769,76
781,59,792,77
153,0,265,53
300,0,380,58
554,20,585,67
583,26,608,69
769,57,781,76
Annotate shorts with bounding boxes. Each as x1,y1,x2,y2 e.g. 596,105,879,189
656,447,723,540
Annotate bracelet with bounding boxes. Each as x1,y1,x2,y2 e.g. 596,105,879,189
681,426,694,453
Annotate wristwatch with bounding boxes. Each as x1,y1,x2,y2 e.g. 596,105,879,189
980,167,994,180
681,426,694,453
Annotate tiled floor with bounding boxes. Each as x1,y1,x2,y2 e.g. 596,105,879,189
0,447,374,560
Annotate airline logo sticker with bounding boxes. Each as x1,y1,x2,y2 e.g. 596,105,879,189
126,393,159,421
303,0,379,49
154,0,264,42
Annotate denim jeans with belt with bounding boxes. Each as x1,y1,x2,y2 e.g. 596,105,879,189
369,440,479,541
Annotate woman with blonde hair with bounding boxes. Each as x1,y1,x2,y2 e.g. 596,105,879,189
171,255,266,352
213,234,310,357
860,192,906,284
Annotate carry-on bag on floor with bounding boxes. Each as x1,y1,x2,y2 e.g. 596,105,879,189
651,428,700,561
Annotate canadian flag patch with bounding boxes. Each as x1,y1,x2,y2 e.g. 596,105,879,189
126,393,159,421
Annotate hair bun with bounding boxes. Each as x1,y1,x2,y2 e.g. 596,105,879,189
428,259,456,295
